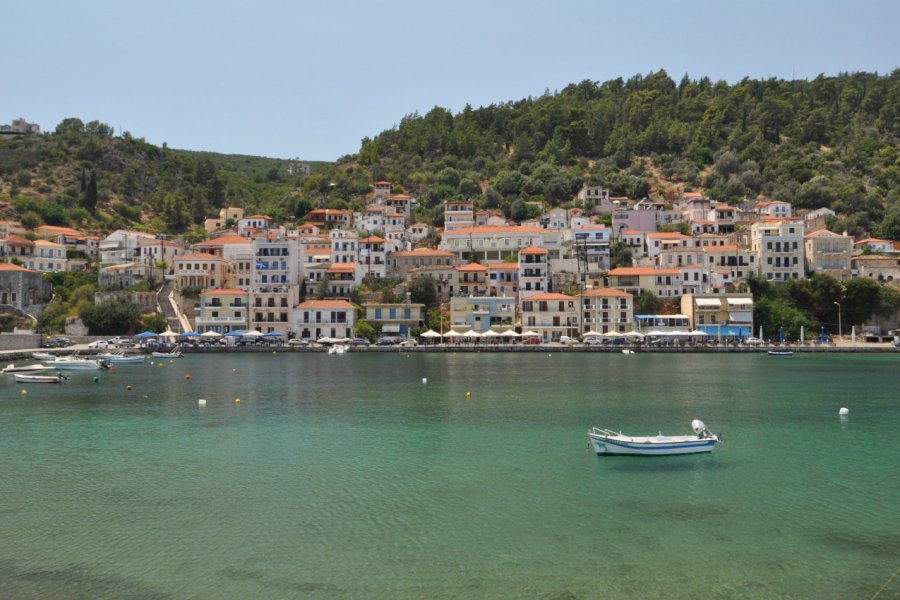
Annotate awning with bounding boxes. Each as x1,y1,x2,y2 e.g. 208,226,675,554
727,298,753,307
382,324,401,333
728,311,753,323
698,325,750,337
695,298,722,308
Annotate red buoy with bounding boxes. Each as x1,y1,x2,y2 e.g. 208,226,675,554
185,373,191,380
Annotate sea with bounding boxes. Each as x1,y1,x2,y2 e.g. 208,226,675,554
0,352,897,599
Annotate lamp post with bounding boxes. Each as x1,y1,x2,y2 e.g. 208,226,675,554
833,301,842,343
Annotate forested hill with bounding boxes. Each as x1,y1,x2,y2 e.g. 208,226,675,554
356,70,900,238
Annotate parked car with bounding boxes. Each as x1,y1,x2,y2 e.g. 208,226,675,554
376,336,402,346
287,338,309,347
108,337,135,347
350,338,370,347
583,337,604,346
522,337,541,345
87,340,109,349
892,337,900,348
744,337,764,346
559,335,578,346
397,339,418,347
44,337,75,348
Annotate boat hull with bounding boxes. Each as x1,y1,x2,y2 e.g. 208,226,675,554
52,360,102,370
96,354,145,363
14,374,66,383
151,352,182,358
588,432,718,456
2,364,52,374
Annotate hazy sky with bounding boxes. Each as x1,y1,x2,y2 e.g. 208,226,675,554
5,0,898,161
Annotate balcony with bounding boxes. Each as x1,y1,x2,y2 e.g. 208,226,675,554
196,316,247,324
178,269,209,276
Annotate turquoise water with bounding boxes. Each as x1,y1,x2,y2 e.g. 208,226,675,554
0,353,897,599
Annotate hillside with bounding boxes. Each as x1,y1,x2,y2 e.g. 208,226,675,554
1,70,899,240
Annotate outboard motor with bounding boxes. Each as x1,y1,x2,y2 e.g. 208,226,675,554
691,419,710,439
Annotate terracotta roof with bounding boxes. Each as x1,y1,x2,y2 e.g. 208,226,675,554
647,232,689,239
242,215,272,220
583,288,631,298
175,252,222,260
519,246,548,255
326,262,357,273
0,263,34,273
33,240,65,247
621,229,644,235
524,292,575,301
6,235,34,246
575,225,610,231
200,288,248,295
373,180,392,186
391,248,455,257
456,262,488,272
855,238,893,245
486,262,518,270
703,244,742,252
608,267,680,276
296,299,356,310
198,235,251,246
443,225,542,236
804,229,842,239
359,236,385,244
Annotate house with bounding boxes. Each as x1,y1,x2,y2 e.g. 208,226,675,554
358,235,387,279
238,215,274,236
27,240,67,272
756,200,792,219
681,293,754,339
486,262,518,298
388,248,458,278
137,238,184,278
173,253,230,292
372,180,393,201
249,235,300,334
324,262,360,297
99,230,156,265
409,265,458,301
293,299,357,340
852,255,899,283
439,225,562,262
448,296,515,333
751,219,805,282
363,302,426,337
607,267,682,297
582,288,633,334
195,289,249,334
444,201,475,232
98,262,151,289
305,209,353,229
854,238,896,254
0,263,52,309
805,229,853,280
578,185,614,215
456,263,488,297
2,235,34,261
573,225,612,272
518,246,549,303
521,292,580,342
204,207,244,233
702,245,757,292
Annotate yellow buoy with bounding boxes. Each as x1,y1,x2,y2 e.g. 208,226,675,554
234,398,240,404
21,389,27,396
466,391,472,399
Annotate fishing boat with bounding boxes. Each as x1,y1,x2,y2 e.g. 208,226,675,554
2,363,53,374
588,419,720,456
52,356,106,371
32,352,57,362
95,352,145,364
767,350,794,356
14,373,68,383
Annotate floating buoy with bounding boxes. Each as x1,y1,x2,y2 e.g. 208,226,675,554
234,398,240,404
92,376,99,383
110,367,115,372
466,391,472,399
422,377,427,384
158,363,163,368
839,407,849,416
126,385,132,391
149,361,154,365
21,389,27,396
232,368,236,372
185,373,191,380
198,399,207,407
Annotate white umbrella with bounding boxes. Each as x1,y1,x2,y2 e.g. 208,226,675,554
243,330,264,337
669,330,692,336
521,330,540,337
583,330,603,337
644,330,668,337
200,331,223,337
689,330,709,337
601,331,625,338
480,329,501,337
420,330,442,338
499,329,520,337
624,331,645,339
159,330,179,338
461,329,482,338
442,330,463,338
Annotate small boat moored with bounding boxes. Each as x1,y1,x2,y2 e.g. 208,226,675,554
2,363,53,375
32,352,57,362
767,350,794,356
95,352,146,364
14,373,68,383
588,419,720,456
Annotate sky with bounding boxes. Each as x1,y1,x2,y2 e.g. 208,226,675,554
4,0,898,161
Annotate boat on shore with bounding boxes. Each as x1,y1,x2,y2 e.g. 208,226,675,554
2,363,53,374
767,350,794,356
14,373,68,383
588,419,720,456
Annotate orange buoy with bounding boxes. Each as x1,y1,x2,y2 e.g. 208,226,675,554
185,373,191,380
126,385,132,391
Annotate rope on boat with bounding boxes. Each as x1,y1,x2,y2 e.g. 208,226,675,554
871,565,899,600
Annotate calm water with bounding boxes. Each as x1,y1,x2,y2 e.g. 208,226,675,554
0,352,897,599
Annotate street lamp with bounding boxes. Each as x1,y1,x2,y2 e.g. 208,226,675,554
833,301,842,342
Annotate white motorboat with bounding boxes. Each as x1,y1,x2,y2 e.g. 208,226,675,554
2,363,53,374
327,344,348,355
151,348,183,358
14,373,68,383
767,350,794,356
32,352,57,362
588,420,720,456
96,352,145,364
52,357,105,371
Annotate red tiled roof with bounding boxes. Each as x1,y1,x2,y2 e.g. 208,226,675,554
296,299,355,309
456,262,487,272
200,289,248,295
519,246,547,255
608,267,680,276
524,292,575,301
583,288,631,298
176,253,222,260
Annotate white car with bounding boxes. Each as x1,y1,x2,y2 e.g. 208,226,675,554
744,337,764,346
87,340,109,349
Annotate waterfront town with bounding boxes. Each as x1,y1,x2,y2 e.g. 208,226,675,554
2,180,898,346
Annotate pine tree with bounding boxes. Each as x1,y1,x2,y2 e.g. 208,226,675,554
83,171,98,212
